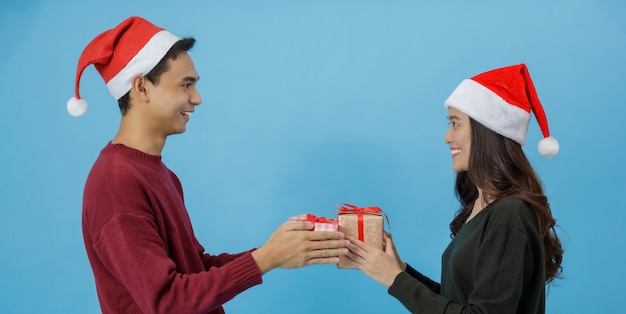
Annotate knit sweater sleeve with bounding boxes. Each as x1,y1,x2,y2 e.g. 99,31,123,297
388,268,452,313
201,250,255,269
404,264,441,293
93,213,262,314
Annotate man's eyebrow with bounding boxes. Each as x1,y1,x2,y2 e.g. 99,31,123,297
181,76,199,83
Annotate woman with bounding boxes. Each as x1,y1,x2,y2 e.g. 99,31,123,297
346,64,563,313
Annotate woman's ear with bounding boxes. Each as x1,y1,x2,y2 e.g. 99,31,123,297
129,75,150,102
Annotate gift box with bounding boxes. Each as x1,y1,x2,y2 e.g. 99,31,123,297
337,204,386,269
287,214,338,231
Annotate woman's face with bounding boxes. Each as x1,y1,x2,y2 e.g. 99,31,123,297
444,107,472,172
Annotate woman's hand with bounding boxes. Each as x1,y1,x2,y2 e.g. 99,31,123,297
383,231,407,271
345,232,405,287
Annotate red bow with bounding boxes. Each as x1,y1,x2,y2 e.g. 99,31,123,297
289,214,337,231
337,203,389,241
304,214,336,224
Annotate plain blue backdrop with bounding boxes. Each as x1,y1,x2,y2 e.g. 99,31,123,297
1,1,624,313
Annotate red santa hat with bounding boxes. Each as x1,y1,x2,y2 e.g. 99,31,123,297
444,64,559,158
67,16,180,117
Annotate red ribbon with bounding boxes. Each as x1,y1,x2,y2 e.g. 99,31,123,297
304,214,336,223
336,203,389,241
295,214,337,230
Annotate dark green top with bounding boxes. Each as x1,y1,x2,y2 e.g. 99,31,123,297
388,198,545,313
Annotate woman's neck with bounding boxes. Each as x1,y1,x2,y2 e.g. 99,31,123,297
466,189,490,223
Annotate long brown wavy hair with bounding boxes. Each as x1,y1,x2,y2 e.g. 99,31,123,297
449,118,563,283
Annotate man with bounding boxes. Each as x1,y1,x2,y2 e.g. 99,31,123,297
68,16,348,314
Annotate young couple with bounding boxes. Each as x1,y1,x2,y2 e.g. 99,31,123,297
71,16,562,314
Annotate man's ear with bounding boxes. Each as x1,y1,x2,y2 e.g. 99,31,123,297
129,75,150,102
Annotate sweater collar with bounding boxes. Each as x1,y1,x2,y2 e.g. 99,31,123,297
104,141,162,167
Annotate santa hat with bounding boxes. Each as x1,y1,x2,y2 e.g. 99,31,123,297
67,16,180,117
444,64,559,158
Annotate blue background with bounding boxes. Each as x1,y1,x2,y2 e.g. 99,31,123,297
1,1,624,313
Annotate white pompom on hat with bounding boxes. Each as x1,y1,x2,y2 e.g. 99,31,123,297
67,16,180,117
444,64,559,158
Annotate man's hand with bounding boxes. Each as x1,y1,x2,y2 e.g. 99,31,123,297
251,221,348,274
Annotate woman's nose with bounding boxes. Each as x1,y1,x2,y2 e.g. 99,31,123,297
444,128,452,144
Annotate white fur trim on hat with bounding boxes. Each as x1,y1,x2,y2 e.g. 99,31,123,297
444,79,530,145
106,30,180,100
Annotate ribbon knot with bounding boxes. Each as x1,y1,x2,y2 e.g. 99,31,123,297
304,214,336,224
336,203,390,241
287,214,338,231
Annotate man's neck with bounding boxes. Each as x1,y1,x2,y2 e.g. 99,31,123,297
112,118,166,156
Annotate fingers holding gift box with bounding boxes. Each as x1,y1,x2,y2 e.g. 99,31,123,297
251,219,348,273
336,204,388,269
287,213,338,231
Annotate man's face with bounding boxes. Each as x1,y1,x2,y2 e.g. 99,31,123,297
143,51,201,137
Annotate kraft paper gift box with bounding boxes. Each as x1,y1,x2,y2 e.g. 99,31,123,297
287,214,338,231
337,204,385,269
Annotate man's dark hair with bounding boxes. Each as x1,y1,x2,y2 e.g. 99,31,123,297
117,37,196,114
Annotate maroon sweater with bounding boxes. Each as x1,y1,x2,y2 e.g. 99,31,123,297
82,143,262,314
